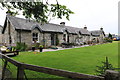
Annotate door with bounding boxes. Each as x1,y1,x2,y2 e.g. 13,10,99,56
51,33,55,45
67,35,69,43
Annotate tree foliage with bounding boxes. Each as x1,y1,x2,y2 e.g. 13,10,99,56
108,33,113,39
0,1,74,23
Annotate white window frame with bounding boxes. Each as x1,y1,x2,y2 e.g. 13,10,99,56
32,33,39,43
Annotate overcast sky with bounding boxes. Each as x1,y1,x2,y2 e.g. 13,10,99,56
0,0,119,34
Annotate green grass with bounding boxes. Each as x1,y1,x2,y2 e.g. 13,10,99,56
8,42,118,78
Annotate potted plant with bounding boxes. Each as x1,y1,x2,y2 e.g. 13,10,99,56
32,45,35,51
39,45,43,52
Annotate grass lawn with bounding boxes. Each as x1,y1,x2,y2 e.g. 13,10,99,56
8,42,118,78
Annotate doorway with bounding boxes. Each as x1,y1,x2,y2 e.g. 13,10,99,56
51,33,55,45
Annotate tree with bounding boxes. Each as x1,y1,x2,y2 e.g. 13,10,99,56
95,57,114,76
108,33,112,39
0,0,74,23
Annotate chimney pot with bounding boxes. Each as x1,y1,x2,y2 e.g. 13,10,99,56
60,22,65,26
84,25,87,29
100,27,103,30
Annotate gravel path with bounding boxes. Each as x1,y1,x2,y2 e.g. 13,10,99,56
31,45,90,52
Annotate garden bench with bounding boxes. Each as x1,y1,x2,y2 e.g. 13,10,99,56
2,51,19,56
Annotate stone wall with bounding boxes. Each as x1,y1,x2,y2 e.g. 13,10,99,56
58,33,64,44
105,70,120,80
0,27,2,34
43,33,51,47
3,20,17,46
14,29,65,48
20,30,32,47
69,34,77,43
99,33,105,43
0,35,2,44
73,34,78,43
21,28,44,47
0,27,2,44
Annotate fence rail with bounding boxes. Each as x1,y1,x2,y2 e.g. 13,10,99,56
1,53,105,80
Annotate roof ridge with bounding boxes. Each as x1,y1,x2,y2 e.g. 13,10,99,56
6,15,85,30
5,15,96,35
91,30,101,32
7,15,38,24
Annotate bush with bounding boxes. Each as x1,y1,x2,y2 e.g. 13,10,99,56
61,43,75,48
34,43,40,48
39,45,43,48
16,42,27,51
104,38,113,43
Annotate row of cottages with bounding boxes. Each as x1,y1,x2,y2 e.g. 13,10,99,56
1,15,105,47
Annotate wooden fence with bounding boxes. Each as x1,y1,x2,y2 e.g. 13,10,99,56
1,53,105,80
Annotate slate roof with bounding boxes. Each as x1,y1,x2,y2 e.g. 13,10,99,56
79,28,90,35
3,15,90,35
64,26,80,34
7,15,34,30
61,26,90,35
0,25,2,28
40,23,63,33
91,30,105,36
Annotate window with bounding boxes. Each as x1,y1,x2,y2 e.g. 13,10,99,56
32,33,39,42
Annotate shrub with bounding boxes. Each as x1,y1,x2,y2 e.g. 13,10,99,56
83,42,87,45
61,43,75,48
16,42,27,51
39,45,43,48
104,38,113,43
34,43,40,48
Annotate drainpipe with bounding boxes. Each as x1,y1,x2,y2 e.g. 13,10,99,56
43,33,45,47
8,21,12,46
18,29,22,43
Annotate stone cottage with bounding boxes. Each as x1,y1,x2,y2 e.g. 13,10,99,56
1,15,105,47
91,28,105,43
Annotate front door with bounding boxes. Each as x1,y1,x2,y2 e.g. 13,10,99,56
51,33,55,45
67,35,69,43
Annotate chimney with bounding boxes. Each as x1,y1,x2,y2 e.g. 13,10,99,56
6,12,11,16
84,25,87,29
60,22,65,26
6,9,12,16
100,27,103,30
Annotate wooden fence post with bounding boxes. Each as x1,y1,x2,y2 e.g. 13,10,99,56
2,60,8,80
1,54,105,80
17,63,24,80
